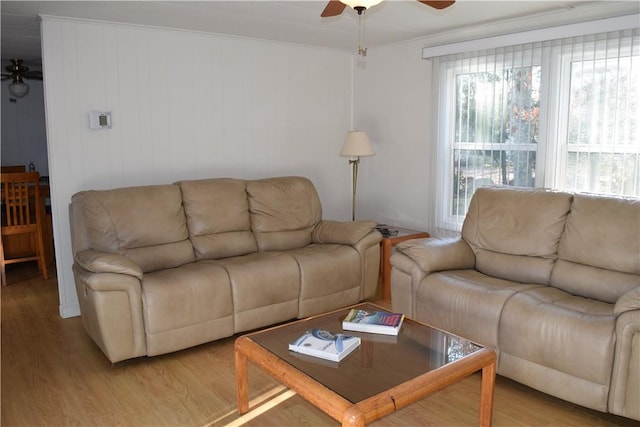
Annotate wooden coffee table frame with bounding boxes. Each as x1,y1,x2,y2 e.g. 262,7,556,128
235,317,496,426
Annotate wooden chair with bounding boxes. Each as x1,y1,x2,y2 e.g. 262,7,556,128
1,172,49,285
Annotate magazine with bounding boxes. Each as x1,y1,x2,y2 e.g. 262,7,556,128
288,328,361,362
342,308,404,336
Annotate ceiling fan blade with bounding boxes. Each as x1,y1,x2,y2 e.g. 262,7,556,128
321,0,347,17
23,71,43,80
418,1,455,10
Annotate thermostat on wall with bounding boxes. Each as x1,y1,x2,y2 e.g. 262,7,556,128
89,111,112,129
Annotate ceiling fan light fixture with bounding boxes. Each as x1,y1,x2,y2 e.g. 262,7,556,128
9,79,29,98
340,0,383,12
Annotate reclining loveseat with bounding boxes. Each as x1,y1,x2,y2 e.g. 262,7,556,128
390,187,639,420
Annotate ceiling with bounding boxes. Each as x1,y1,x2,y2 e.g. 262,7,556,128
1,1,639,63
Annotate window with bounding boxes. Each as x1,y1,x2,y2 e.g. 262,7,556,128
432,29,639,231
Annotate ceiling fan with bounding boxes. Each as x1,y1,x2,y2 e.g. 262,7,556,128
321,0,455,56
321,0,455,17
1,59,43,99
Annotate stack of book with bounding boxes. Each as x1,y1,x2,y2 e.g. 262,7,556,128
342,308,404,336
288,309,404,363
289,328,361,362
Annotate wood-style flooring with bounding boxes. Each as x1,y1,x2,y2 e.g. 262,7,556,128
1,262,637,426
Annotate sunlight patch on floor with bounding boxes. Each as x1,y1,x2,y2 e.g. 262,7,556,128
203,385,296,427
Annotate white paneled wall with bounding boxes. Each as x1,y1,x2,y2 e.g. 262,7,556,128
41,17,354,317
353,40,436,232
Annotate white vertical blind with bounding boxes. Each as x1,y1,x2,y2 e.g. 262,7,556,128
431,28,639,231
560,29,640,195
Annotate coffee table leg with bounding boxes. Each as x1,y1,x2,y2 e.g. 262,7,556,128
341,405,365,427
235,343,250,414
479,360,496,427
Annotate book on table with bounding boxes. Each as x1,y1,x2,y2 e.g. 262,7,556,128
288,328,361,362
342,308,405,336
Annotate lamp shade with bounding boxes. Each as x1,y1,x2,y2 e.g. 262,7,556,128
340,131,375,158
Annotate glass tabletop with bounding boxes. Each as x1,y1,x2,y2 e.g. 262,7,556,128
249,303,482,403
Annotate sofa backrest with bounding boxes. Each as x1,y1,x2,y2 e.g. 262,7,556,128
551,193,640,303
462,187,573,285
246,176,322,251
70,185,195,273
178,178,258,260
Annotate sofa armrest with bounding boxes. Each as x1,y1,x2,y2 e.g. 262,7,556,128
312,220,382,301
614,286,640,315
75,249,143,280
73,249,147,362
389,251,428,317
324,220,382,262
396,236,476,274
312,220,379,245
608,286,640,420
72,260,146,363
609,307,640,420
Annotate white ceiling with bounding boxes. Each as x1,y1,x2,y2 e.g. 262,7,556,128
1,0,639,63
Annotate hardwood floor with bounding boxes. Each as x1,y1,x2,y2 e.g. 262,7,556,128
1,262,637,427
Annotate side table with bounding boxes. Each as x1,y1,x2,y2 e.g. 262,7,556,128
379,227,430,301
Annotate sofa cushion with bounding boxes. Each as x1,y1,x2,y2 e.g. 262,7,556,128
416,269,542,349
246,176,322,251
552,194,640,303
71,185,194,273
288,244,361,317
178,178,257,260
212,252,300,333
462,187,572,284
141,262,234,356
498,286,615,411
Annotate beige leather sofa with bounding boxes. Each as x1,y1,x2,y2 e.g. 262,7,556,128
70,176,382,363
390,187,639,420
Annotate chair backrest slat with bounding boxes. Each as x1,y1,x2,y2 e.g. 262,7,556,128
1,171,49,285
1,172,41,228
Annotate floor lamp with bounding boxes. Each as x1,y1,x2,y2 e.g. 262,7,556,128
340,131,375,221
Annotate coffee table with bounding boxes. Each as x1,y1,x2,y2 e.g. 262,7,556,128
235,302,496,426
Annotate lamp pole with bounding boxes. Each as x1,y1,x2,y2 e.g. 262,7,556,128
350,157,360,221
340,130,374,222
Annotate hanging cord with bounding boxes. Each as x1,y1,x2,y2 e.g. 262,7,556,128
355,6,367,57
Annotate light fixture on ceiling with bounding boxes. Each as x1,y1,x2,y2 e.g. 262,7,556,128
341,0,383,10
9,76,30,98
342,0,383,56
2,59,42,99
340,131,375,221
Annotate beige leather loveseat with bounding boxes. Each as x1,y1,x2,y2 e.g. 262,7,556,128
70,176,382,363
390,187,639,420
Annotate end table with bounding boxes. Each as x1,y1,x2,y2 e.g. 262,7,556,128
379,227,430,301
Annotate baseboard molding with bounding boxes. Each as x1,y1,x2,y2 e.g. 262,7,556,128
59,303,81,319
